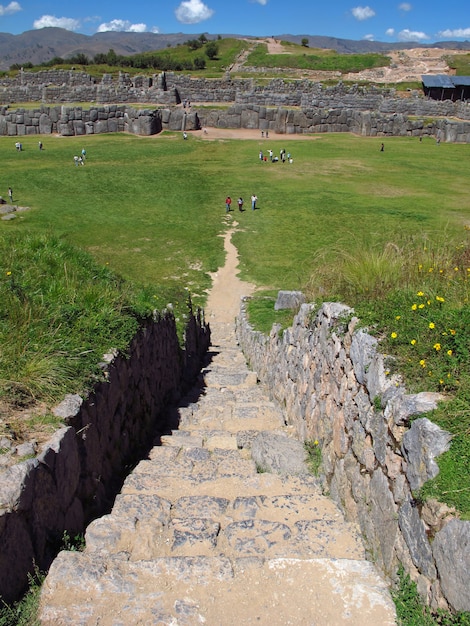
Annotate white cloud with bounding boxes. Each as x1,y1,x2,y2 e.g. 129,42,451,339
399,3,412,11
437,27,470,39
175,0,214,24
386,28,395,36
97,19,151,33
0,1,21,16
33,15,81,30
363,33,375,41
397,28,430,42
351,6,376,21
251,0,268,4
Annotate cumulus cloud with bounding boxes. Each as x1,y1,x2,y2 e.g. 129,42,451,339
175,0,214,24
250,0,268,4
97,19,152,33
33,15,81,30
399,3,412,11
363,33,375,41
351,6,375,21
397,28,430,42
386,28,395,36
437,27,470,39
0,1,21,16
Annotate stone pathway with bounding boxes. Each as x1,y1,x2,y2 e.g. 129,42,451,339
39,229,396,625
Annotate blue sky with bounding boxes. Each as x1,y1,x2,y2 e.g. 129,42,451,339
0,0,469,43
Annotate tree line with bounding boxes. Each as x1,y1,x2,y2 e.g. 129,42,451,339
10,34,220,72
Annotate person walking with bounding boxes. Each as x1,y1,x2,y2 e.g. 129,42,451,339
251,194,257,211
38,141,43,150
225,196,232,213
238,197,244,212
8,187,13,203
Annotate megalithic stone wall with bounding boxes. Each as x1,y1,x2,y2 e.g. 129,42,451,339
0,308,210,604
236,298,470,613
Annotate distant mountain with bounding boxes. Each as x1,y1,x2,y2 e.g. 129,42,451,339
0,27,468,71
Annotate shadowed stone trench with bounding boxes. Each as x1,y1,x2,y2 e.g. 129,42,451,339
38,227,396,625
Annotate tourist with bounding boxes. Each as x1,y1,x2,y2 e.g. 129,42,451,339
38,141,43,150
259,150,263,162
251,194,257,210
183,132,188,140
261,130,264,138
8,187,13,203
81,148,86,160
380,143,384,152
238,197,244,212
225,196,232,213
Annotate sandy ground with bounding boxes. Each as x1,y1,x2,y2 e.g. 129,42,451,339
193,127,319,141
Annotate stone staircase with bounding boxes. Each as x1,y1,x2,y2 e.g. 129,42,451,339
39,316,396,625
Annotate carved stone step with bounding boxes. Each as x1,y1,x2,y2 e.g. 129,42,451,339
40,551,396,626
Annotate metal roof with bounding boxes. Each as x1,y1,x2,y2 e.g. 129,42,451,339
422,74,470,88
421,74,455,88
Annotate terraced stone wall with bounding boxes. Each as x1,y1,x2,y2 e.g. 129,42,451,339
0,309,210,603
236,299,470,614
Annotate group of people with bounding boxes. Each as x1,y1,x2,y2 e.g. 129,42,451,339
73,148,87,166
258,148,293,164
225,194,258,213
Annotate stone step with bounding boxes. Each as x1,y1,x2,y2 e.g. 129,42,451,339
40,551,396,626
84,490,365,561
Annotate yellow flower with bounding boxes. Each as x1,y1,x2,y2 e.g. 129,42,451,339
391,332,397,339
418,304,425,309
314,440,319,446
395,315,401,320
439,379,444,384
428,267,434,272
449,329,456,335
420,359,426,368
433,343,441,351
454,266,459,271
410,339,417,345
427,300,431,305
447,350,453,356
429,322,435,329
411,303,417,311
436,296,445,302
6,271,11,276
417,291,424,297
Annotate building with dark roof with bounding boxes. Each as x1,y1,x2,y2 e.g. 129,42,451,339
422,75,470,101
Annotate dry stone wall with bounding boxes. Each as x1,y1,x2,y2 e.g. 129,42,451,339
0,309,210,603
236,298,470,613
0,69,469,141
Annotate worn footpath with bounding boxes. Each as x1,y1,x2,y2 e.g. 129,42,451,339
38,227,396,625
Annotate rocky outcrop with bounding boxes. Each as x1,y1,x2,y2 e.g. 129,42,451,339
0,309,210,603
236,298,469,613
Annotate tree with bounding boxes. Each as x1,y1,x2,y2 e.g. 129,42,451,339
205,42,218,60
194,56,206,70
301,38,309,47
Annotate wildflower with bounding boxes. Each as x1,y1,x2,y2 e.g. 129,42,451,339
6,271,11,276
420,359,426,368
314,440,319,446
410,339,416,345
411,303,417,311
428,267,434,272
439,379,444,385
433,343,441,351
447,350,453,356
418,264,423,271
417,291,424,297
395,315,401,320
427,300,431,305
418,304,425,309
429,322,435,329
449,329,456,335
436,296,445,303
391,332,397,339
454,266,459,271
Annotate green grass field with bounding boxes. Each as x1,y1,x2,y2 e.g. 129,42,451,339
1,129,469,516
